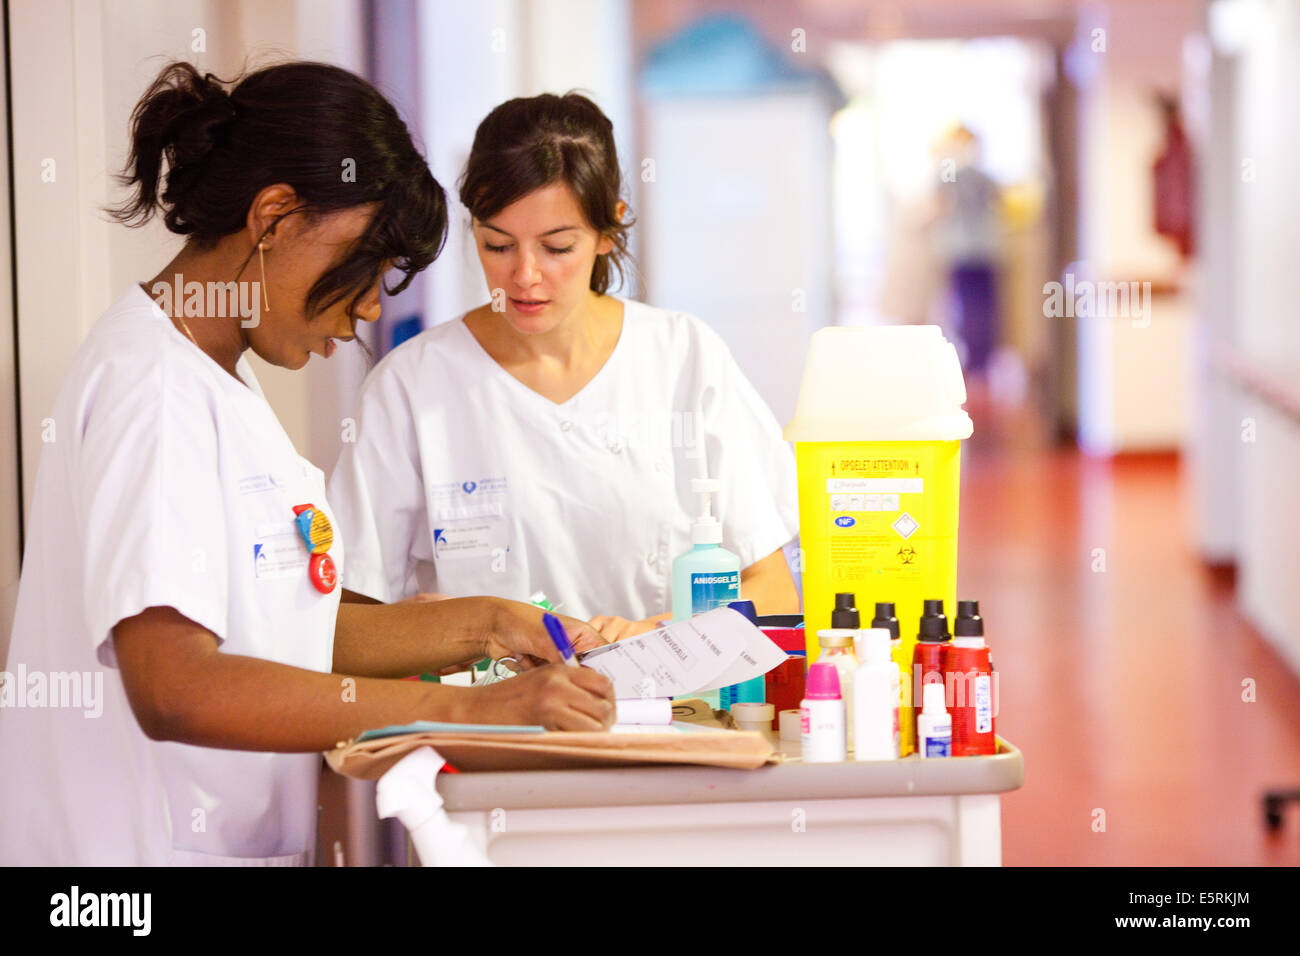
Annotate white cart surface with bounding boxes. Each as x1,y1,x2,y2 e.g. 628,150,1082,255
433,738,1024,866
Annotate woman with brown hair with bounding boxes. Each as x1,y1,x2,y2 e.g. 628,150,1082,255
329,92,800,641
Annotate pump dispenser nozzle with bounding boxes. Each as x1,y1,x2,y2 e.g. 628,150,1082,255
871,602,900,640
954,600,983,637
831,592,860,629
689,477,723,545
917,599,951,642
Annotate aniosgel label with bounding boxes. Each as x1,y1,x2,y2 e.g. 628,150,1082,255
690,570,739,612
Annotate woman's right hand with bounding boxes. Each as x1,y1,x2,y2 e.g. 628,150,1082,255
588,614,671,642
472,664,616,731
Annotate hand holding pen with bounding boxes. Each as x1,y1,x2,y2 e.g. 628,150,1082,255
473,606,614,730
544,612,582,667
481,597,607,668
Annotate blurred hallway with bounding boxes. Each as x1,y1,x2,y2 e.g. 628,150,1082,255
961,390,1300,865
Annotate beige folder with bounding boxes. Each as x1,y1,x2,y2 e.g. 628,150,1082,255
326,725,778,778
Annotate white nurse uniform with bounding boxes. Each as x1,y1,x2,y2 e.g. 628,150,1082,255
328,299,798,620
0,285,341,865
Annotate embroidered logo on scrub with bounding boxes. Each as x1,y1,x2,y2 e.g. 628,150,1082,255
432,522,508,560
428,478,509,560
252,530,307,581
428,476,506,506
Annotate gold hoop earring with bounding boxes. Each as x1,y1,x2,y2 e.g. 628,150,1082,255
258,241,271,312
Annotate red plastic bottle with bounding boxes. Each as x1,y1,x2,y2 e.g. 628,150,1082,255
946,600,996,756
759,616,807,731
911,599,951,746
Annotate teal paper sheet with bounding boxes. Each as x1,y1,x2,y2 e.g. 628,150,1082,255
356,719,717,741
357,721,547,741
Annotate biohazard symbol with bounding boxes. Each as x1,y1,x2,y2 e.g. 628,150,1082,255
898,546,917,565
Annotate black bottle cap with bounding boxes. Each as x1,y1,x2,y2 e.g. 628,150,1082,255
917,599,950,642
755,614,803,628
954,599,983,637
871,602,900,640
831,592,859,629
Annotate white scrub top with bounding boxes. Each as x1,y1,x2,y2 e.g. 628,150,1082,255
328,298,798,619
0,285,341,865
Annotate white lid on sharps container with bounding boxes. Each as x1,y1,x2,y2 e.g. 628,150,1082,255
783,325,974,442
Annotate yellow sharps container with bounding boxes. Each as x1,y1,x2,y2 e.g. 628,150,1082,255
784,326,973,750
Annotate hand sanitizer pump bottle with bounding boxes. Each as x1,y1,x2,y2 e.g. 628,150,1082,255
672,478,742,709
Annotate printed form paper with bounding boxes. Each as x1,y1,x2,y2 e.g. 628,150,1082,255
578,607,787,698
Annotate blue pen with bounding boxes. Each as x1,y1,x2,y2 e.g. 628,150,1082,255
543,612,580,668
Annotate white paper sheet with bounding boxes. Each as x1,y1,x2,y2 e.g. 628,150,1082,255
578,607,787,698
692,631,790,694
613,697,673,725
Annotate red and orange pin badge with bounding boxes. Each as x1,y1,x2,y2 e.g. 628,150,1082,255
293,503,337,594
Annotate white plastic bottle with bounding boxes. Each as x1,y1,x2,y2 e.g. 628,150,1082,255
917,682,952,758
853,628,900,761
800,662,846,763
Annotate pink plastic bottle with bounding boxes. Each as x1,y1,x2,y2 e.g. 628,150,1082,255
800,662,847,763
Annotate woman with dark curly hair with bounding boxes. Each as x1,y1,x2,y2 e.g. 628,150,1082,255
0,62,612,866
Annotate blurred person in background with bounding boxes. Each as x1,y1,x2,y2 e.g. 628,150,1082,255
934,125,1004,375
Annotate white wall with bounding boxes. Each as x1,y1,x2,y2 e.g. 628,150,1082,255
8,0,126,668
1073,0,1198,454
1228,0,1300,675
0,14,17,667
1185,0,1300,675
640,91,833,429
1185,22,1240,564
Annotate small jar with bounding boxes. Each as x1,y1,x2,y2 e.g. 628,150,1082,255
730,701,776,739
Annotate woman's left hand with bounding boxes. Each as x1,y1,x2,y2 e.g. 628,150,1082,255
587,615,671,642
483,599,609,668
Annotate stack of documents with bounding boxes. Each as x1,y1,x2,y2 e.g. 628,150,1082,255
326,608,787,775
577,607,787,698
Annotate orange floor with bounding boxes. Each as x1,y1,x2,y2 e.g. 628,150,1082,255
961,393,1300,866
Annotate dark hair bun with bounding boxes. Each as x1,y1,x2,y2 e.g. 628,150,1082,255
112,59,447,317
116,63,237,229
170,74,237,170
